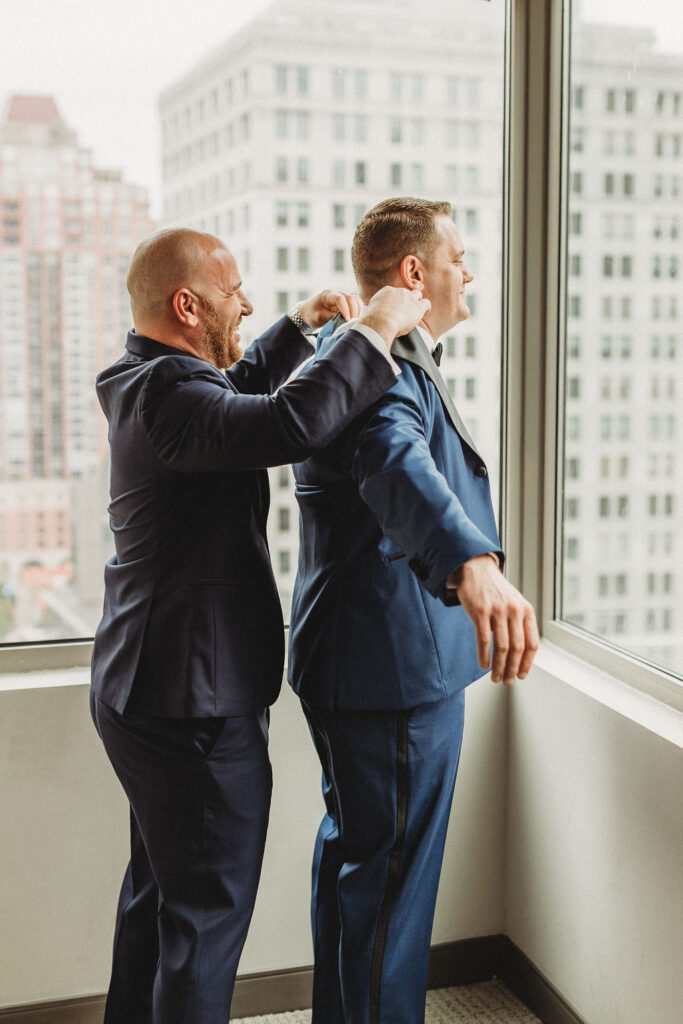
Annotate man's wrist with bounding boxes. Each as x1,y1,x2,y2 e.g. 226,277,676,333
287,302,313,334
357,310,399,347
447,552,500,590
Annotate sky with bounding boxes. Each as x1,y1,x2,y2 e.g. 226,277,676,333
2,0,682,218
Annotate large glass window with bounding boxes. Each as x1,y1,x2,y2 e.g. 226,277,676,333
559,1,683,678
1,0,507,641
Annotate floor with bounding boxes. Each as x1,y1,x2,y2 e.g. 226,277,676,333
235,979,542,1022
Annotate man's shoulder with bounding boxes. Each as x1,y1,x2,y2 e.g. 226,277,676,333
98,350,223,388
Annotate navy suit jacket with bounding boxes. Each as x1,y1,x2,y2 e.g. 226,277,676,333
288,323,504,711
91,316,397,717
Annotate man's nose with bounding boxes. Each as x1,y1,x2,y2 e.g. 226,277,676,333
241,293,254,316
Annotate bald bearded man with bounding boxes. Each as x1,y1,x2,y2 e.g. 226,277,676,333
90,228,429,1024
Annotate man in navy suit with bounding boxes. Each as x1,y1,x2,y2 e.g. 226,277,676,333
289,198,539,1024
90,227,430,1024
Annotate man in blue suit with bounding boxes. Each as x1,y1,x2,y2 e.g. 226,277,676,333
90,227,430,1024
289,198,539,1024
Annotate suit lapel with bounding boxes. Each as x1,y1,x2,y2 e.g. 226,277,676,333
392,329,481,457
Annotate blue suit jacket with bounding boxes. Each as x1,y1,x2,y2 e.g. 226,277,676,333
288,322,504,711
91,316,397,717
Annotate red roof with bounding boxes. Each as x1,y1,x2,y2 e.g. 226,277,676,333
6,95,63,124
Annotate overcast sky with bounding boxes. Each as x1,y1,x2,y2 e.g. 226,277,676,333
2,0,682,218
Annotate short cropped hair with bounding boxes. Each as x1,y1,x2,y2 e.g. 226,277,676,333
351,197,452,293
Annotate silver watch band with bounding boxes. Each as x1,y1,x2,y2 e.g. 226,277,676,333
287,303,312,333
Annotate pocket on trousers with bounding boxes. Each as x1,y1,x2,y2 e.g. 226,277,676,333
192,716,229,757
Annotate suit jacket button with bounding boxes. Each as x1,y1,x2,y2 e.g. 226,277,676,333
475,465,488,478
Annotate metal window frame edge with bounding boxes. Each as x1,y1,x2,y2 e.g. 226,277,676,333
0,640,93,675
506,0,683,715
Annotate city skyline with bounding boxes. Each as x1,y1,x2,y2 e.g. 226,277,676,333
2,0,683,216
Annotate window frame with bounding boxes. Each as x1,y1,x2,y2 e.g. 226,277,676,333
505,0,683,713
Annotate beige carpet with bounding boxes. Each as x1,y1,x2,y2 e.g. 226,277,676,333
235,979,542,1022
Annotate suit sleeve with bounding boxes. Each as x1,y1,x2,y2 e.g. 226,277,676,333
141,328,397,472
226,315,313,395
350,374,503,604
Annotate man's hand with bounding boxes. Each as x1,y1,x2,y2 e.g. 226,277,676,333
358,286,432,349
454,555,539,686
298,290,362,329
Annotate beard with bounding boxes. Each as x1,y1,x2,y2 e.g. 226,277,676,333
201,299,242,369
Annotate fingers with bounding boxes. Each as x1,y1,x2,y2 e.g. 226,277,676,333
475,615,492,671
489,614,509,682
334,292,352,321
517,608,540,679
457,560,538,687
490,604,539,685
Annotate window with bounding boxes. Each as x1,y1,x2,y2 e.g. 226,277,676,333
556,0,683,682
297,202,310,228
2,0,508,661
333,204,345,229
278,508,290,531
297,247,309,272
276,247,288,272
278,550,291,574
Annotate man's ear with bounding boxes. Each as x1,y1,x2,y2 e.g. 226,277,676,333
172,288,200,328
399,254,424,290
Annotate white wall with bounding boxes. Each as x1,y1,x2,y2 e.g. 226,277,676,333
505,645,683,1024
5,649,680,1022
0,672,507,1009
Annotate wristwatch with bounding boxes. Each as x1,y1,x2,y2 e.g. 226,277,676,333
287,302,313,333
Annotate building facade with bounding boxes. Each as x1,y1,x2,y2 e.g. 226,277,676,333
564,22,682,671
0,94,153,640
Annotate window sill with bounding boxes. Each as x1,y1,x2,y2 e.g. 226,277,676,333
533,635,683,748
0,664,90,694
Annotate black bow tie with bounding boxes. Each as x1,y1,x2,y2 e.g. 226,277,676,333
431,342,443,367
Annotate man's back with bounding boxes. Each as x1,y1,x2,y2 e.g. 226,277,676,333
289,327,503,711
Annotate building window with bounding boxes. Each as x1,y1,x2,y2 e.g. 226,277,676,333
333,248,345,272
297,202,310,228
276,247,288,272
296,67,309,94
297,247,309,272
276,201,288,227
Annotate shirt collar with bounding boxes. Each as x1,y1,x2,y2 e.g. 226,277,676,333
414,323,439,354
352,309,439,353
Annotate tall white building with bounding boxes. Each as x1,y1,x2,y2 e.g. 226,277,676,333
564,22,682,670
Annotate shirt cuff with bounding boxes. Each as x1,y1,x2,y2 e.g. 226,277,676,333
346,322,401,375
